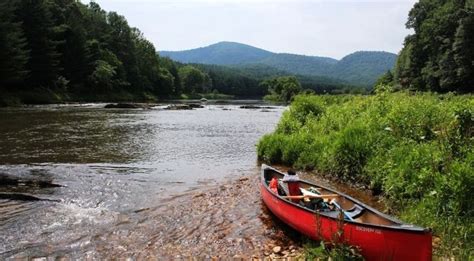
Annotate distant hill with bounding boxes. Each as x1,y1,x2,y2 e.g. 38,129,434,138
160,42,273,65
259,53,338,77
331,51,397,86
192,63,356,95
160,42,397,86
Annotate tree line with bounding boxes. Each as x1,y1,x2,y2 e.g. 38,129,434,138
0,0,269,102
0,0,364,105
382,0,473,93
0,0,180,99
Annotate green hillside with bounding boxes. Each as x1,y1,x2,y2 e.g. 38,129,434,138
259,53,337,77
160,42,273,65
332,51,397,86
159,42,397,86
192,63,357,96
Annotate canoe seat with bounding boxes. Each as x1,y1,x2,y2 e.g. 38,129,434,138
346,204,365,219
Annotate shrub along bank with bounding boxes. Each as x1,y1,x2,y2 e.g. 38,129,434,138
257,92,473,258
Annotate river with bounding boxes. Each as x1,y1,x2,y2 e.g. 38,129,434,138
0,103,293,258
0,102,384,259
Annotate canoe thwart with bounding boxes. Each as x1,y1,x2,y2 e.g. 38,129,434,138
282,194,339,199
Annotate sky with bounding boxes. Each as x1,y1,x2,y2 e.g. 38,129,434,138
95,0,418,59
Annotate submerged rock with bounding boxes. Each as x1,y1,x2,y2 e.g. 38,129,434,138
188,103,204,109
0,193,60,202
0,173,62,188
0,193,42,201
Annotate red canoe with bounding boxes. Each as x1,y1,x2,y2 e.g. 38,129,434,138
260,164,432,260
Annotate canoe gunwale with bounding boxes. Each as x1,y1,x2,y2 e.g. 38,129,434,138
260,164,431,234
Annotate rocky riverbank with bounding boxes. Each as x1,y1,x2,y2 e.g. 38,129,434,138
90,175,306,259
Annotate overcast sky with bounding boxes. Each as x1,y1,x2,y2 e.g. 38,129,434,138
95,0,418,59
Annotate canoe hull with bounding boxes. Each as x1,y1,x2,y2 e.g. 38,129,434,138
260,172,432,260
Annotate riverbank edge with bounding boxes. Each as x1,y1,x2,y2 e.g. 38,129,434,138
0,89,246,107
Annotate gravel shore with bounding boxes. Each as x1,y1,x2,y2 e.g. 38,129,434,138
93,174,306,259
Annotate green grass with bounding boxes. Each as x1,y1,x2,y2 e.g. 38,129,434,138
257,92,474,258
304,241,364,261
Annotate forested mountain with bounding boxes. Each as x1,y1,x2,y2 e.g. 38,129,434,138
258,53,337,77
331,51,397,86
392,0,473,93
160,42,397,86
160,42,273,65
193,63,356,96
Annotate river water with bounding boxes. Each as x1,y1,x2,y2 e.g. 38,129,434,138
0,103,292,259
0,102,385,259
